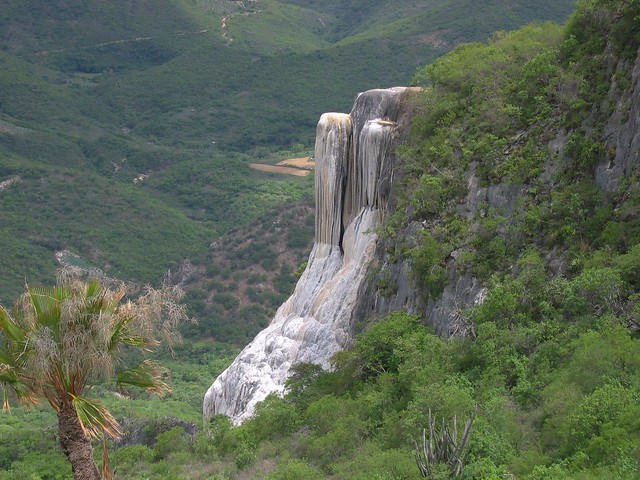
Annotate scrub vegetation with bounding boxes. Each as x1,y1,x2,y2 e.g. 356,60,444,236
0,0,575,302
7,1,640,479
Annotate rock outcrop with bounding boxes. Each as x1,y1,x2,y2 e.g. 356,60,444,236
597,48,640,191
203,87,417,424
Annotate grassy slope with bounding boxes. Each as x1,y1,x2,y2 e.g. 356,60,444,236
280,0,577,41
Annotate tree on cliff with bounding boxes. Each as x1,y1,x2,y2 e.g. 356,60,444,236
0,270,189,480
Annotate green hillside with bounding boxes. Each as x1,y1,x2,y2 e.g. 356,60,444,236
3,1,640,479
111,1,638,478
0,0,575,304
280,0,576,42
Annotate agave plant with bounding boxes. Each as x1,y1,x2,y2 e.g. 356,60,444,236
0,271,188,480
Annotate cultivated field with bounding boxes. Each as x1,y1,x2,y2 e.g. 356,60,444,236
249,156,315,176
276,156,315,170
249,163,310,176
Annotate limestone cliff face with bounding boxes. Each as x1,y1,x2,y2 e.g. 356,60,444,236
203,87,417,424
597,49,640,191
203,49,640,425
365,47,640,338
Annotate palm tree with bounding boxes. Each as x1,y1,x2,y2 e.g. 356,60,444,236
0,270,189,479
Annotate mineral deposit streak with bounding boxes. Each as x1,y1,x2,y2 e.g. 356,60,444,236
204,87,415,424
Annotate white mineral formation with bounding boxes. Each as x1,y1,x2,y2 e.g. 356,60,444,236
204,87,416,424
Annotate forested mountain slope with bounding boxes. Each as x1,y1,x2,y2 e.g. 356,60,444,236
0,0,575,303
105,1,640,478
2,0,640,479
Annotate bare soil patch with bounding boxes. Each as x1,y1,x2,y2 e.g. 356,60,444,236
276,156,315,170
249,163,310,176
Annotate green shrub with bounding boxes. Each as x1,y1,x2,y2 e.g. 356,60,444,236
407,231,448,298
561,383,640,458
235,443,256,470
154,426,190,460
353,312,422,379
112,444,155,467
266,459,323,480
249,394,301,441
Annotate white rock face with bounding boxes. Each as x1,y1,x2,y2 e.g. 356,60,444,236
203,87,416,424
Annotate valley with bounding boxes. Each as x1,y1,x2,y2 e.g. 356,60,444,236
11,2,640,480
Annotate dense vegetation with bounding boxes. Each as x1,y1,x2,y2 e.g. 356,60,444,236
68,1,639,478
0,0,575,303
10,0,640,479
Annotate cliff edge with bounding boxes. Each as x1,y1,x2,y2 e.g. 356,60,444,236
204,87,418,423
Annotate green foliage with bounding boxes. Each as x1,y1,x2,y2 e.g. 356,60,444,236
615,243,640,288
562,382,639,455
249,394,301,441
565,0,640,60
0,454,71,480
564,131,606,172
8,1,640,479
111,444,155,468
153,426,190,460
234,443,256,470
411,174,447,217
352,312,422,379
266,458,324,480
407,231,449,298
293,261,308,278
330,443,416,480
404,376,476,429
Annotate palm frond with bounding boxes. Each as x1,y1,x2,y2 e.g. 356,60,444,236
104,288,126,313
27,287,47,319
0,306,24,342
126,333,152,348
116,360,170,396
0,367,39,409
70,393,122,439
102,433,114,480
0,383,37,410
0,364,18,385
107,314,152,352
0,349,14,366
27,286,64,329
2,389,9,412
85,279,102,300
82,281,113,321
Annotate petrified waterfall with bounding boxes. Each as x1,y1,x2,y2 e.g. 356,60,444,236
203,87,416,424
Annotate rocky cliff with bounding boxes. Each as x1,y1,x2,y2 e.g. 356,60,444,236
205,40,640,424
203,87,418,423
597,49,640,192
364,46,640,338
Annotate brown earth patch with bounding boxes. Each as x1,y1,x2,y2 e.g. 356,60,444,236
179,199,315,343
276,156,315,170
249,163,310,176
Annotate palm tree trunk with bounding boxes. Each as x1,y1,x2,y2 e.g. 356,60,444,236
58,399,101,480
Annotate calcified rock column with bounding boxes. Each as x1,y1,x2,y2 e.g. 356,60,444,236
204,87,416,424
